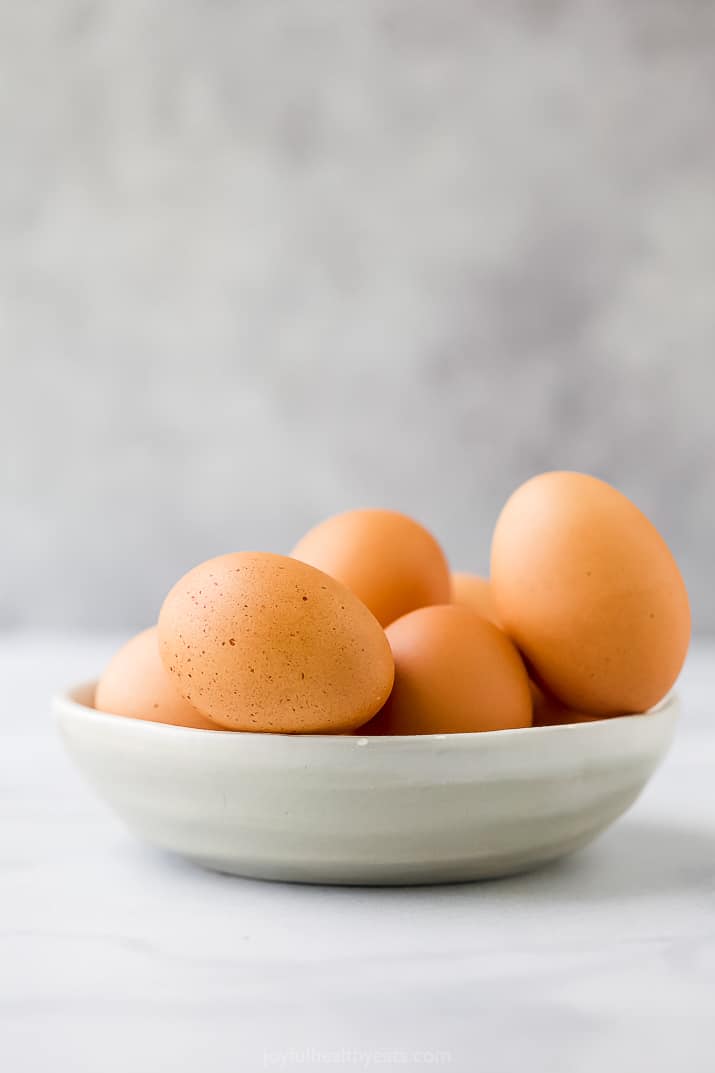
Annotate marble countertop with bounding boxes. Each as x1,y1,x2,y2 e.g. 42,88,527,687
3,633,714,1073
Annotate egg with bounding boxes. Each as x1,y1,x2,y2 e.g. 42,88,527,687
363,604,532,735
95,627,217,730
530,681,601,727
158,551,394,733
291,509,450,627
491,471,691,715
451,572,500,625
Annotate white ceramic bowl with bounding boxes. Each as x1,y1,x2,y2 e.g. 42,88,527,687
54,683,678,885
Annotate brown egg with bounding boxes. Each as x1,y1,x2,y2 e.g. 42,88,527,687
451,572,500,625
530,681,601,727
363,604,532,735
491,471,691,715
158,551,394,733
291,509,450,626
95,627,217,730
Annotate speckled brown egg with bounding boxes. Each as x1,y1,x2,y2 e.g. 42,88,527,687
158,552,395,733
451,572,500,626
95,627,218,730
363,604,532,735
291,509,450,626
491,471,691,716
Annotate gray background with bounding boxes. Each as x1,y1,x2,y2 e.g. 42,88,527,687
2,0,714,632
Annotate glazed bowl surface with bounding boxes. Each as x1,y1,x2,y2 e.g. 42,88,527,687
54,682,678,885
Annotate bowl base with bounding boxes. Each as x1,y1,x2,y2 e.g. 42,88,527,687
178,835,595,886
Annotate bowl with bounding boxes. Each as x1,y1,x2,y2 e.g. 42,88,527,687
54,683,678,885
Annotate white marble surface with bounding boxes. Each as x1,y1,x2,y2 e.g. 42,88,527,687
3,633,715,1072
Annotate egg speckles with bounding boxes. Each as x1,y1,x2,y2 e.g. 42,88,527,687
158,552,394,733
95,627,217,730
94,472,690,739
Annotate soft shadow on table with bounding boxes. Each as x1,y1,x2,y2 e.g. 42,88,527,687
131,817,715,906
495,818,715,904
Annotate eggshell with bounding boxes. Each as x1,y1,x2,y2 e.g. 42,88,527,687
530,681,601,727
491,471,691,715
291,509,450,626
363,604,532,735
451,572,500,625
158,551,395,733
95,627,217,730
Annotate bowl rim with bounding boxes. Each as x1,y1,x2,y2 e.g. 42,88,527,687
53,679,679,748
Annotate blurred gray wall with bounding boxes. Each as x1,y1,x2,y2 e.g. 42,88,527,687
2,1,714,631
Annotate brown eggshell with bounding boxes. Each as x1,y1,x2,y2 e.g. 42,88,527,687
363,604,532,735
529,681,602,727
491,471,691,715
95,627,217,730
158,552,395,733
291,509,450,626
451,572,500,626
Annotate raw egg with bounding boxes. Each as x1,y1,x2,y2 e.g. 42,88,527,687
291,509,450,626
158,551,394,733
363,604,532,735
530,681,601,727
451,572,500,625
491,471,691,715
95,627,217,730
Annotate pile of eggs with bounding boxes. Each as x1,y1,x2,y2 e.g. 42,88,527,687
95,471,691,736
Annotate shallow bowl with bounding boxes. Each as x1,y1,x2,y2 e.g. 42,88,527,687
54,683,677,885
